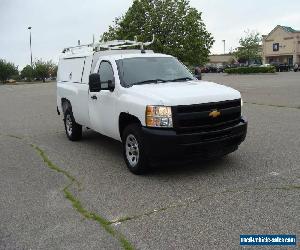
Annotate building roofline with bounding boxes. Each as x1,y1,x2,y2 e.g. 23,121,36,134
263,25,300,38
281,26,300,33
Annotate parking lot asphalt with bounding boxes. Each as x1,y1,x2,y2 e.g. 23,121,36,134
0,72,299,249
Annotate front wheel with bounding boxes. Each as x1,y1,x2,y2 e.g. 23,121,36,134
122,124,148,174
64,109,82,141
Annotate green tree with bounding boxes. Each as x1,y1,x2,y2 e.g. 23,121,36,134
234,31,262,65
101,0,214,66
21,65,34,81
49,65,58,78
33,59,57,82
0,59,19,83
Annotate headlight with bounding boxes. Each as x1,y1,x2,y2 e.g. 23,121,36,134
241,99,244,107
146,106,173,128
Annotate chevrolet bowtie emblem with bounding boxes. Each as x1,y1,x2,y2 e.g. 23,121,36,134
209,110,221,118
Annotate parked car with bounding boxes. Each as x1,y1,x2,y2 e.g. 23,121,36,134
249,64,262,67
270,62,290,72
203,64,215,73
57,39,247,174
208,65,218,73
260,64,271,67
203,64,225,73
215,64,225,73
200,66,210,73
6,79,16,84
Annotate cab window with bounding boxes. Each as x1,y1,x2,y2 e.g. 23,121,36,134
98,61,114,89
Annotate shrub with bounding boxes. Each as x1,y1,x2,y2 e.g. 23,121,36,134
0,59,19,83
11,74,21,81
21,65,34,81
224,66,275,74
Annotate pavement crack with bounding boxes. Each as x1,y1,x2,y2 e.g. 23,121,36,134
0,133,24,140
7,134,24,140
244,101,300,109
30,144,80,188
3,133,299,247
62,187,133,250
111,184,300,225
30,144,134,250
2,133,134,250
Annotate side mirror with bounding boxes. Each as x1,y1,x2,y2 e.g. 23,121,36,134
195,74,202,80
101,79,115,92
89,73,101,92
108,79,115,92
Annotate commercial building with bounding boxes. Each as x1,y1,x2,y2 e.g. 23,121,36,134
262,25,300,65
208,54,237,65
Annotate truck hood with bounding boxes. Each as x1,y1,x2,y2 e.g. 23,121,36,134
128,80,241,106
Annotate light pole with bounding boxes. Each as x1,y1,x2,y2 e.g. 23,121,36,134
222,40,226,54
28,27,33,66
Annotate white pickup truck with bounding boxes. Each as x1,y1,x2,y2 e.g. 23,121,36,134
57,40,247,174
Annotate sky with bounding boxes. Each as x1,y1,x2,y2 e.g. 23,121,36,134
1,0,300,69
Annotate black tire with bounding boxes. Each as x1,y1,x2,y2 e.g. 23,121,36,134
122,124,148,174
63,108,82,141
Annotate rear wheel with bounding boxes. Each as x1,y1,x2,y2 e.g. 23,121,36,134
122,124,148,174
64,108,82,141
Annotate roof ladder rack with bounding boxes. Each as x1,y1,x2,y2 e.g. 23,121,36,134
62,35,155,53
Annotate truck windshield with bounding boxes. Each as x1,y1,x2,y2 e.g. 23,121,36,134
116,57,194,87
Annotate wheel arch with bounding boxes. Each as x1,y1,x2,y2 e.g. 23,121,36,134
119,112,142,139
61,98,72,114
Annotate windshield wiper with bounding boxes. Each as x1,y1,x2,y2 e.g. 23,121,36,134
129,77,193,86
132,79,168,85
168,77,194,82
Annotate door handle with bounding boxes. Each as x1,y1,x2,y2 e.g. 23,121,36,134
91,95,97,100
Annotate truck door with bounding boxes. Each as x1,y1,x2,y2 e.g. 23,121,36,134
88,60,117,138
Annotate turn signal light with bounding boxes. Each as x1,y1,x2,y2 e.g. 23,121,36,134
146,106,173,128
